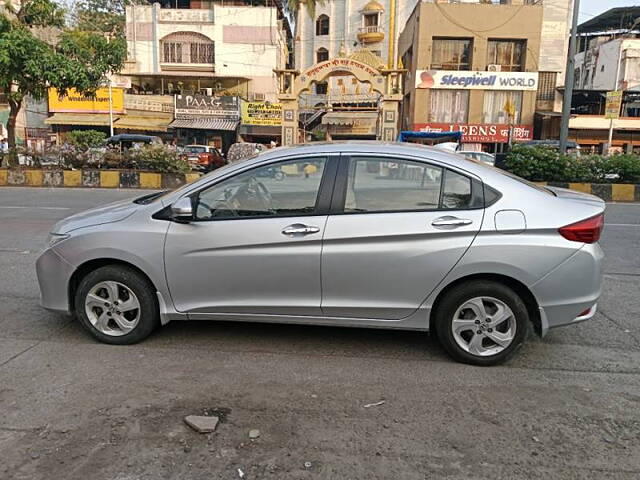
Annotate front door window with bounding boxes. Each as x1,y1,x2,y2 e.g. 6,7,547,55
195,158,327,220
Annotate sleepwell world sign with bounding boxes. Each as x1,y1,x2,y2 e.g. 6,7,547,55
415,71,539,91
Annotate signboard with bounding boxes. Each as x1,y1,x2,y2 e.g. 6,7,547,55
48,88,125,114
329,118,377,136
125,94,174,113
415,71,539,91
414,123,534,144
241,102,282,126
605,90,623,120
175,94,239,118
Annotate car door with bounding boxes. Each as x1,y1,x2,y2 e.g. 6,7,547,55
320,155,484,320
165,155,336,316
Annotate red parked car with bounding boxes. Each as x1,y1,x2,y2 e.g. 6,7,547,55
182,145,225,172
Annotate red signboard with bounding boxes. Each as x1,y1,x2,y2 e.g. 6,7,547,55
413,123,533,143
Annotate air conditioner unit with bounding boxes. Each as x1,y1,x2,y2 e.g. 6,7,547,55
252,92,266,101
487,64,502,72
203,88,214,96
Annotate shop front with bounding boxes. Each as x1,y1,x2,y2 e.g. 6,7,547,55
45,88,126,139
322,111,379,140
410,70,538,152
239,102,282,146
169,94,240,152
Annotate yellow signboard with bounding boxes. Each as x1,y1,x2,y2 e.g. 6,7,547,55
241,102,282,126
605,90,623,120
48,88,125,114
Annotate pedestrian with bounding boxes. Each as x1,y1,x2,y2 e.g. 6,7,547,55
0,138,8,167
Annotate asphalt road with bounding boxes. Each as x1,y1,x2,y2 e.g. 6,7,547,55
0,187,639,480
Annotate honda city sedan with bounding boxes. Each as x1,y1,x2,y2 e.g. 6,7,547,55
36,142,605,365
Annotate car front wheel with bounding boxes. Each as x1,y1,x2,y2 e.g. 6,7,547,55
435,280,530,366
74,265,159,345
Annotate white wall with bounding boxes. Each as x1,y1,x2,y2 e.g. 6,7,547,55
125,4,281,100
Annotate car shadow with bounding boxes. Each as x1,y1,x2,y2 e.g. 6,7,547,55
142,319,451,362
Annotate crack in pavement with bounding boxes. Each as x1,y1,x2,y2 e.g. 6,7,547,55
0,341,42,369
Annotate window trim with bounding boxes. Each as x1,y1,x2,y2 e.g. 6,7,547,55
487,38,526,72
330,155,485,215
430,37,473,71
186,155,339,222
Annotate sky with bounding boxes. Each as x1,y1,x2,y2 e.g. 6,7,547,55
580,0,640,23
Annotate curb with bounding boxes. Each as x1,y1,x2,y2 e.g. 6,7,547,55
538,182,640,202
0,169,201,189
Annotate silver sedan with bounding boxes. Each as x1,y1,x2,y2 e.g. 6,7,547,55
36,142,605,365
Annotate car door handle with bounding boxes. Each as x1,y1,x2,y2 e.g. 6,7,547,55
431,216,473,228
282,224,321,235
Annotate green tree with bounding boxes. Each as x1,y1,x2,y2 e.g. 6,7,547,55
72,0,150,37
0,0,126,151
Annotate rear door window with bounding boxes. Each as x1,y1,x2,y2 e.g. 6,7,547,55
341,157,484,212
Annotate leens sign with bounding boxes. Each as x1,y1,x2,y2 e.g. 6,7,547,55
415,71,538,91
414,123,533,143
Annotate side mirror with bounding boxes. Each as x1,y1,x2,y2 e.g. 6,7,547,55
171,197,194,222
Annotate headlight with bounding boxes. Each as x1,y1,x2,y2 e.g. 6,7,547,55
47,233,70,248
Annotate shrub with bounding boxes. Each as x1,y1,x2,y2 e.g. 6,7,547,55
126,144,190,174
505,145,640,183
66,130,107,151
605,154,640,183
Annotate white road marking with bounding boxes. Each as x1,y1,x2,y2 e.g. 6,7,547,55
0,206,71,210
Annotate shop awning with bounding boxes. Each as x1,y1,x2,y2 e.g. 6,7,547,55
45,113,117,126
115,115,173,132
322,111,378,126
169,118,239,131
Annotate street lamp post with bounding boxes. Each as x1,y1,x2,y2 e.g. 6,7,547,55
559,0,581,154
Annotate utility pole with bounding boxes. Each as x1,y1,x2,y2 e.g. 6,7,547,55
559,0,581,154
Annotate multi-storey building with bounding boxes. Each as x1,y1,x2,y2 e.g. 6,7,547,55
398,0,572,153
569,7,640,153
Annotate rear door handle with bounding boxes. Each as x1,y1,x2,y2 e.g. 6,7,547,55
431,216,473,228
282,224,320,236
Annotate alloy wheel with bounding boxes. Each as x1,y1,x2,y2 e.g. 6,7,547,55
84,281,141,336
451,296,516,357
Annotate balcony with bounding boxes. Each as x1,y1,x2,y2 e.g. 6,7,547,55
357,26,384,44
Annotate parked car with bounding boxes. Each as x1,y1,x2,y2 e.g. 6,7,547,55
105,134,162,150
37,142,605,366
459,151,495,166
181,145,225,172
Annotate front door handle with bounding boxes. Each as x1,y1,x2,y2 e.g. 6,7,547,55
282,224,321,236
431,216,473,228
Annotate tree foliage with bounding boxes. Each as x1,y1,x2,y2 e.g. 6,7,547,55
0,0,126,148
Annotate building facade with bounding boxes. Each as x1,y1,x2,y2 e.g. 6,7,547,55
399,0,571,152
569,7,640,153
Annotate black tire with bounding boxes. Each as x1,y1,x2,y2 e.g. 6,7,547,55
434,280,529,366
74,265,159,345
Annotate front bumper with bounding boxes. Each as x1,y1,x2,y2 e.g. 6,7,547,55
36,247,75,314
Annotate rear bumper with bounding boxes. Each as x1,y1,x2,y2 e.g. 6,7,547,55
36,247,75,315
532,243,603,336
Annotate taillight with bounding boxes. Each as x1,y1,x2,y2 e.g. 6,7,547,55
558,213,604,243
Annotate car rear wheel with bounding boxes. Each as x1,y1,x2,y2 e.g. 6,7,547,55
434,281,529,366
74,265,159,345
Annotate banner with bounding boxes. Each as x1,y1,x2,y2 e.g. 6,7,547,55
605,91,623,120
175,94,239,118
415,71,539,91
48,88,125,114
241,102,282,126
414,123,533,143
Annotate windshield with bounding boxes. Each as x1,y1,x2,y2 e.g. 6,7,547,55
186,146,207,154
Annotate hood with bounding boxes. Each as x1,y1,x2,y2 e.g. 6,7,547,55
545,186,606,210
51,198,140,234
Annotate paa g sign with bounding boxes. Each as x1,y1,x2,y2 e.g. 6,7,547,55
416,71,539,91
